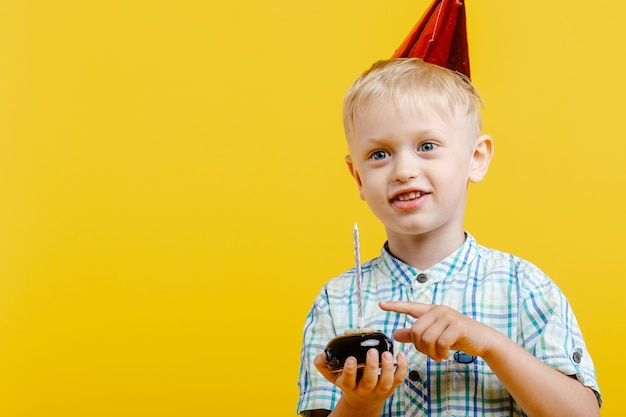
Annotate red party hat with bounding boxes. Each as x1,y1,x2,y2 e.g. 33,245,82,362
392,0,470,79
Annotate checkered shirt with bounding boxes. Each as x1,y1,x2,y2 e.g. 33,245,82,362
297,233,601,416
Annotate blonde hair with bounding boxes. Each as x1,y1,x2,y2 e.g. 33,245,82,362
343,58,483,142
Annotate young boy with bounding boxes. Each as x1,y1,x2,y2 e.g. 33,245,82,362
296,58,601,416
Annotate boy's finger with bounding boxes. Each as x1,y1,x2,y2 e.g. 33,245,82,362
313,353,328,369
379,301,432,318
313,352,333,377
394,352,408,386
338,357,358,391
357,349,380,392
392,328,413,343
375,351,396,392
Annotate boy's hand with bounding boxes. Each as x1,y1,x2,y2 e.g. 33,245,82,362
314,348,407,411
379,301,497,362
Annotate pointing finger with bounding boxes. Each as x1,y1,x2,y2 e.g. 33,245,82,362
379,301,432,318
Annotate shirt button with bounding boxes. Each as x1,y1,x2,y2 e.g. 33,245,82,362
416,273,428,283
408,370,420,381
573,351,582,364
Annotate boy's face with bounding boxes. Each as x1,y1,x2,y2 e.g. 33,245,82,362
346,100,488,243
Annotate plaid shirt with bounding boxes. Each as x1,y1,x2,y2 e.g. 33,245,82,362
297,234,600,416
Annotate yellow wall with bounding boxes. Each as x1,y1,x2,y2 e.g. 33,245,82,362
0,0,622,415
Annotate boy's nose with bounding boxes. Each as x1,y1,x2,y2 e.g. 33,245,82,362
392,154,420,182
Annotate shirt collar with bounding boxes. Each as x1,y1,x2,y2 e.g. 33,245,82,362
377,233,479,287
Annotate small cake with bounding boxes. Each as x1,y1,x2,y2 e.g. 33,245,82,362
324,329,393,372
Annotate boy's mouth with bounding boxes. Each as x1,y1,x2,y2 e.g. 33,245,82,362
394,191,423,201
391,190,428,202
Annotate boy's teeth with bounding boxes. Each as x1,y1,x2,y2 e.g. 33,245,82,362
398,192,421,201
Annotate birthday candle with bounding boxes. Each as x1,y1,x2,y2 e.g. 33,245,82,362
354,223,364,328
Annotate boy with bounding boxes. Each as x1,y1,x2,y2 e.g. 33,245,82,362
296,57,601,416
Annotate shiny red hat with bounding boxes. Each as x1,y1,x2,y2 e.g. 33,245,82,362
392,0,470,79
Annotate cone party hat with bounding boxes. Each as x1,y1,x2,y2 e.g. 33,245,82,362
392,0,470,79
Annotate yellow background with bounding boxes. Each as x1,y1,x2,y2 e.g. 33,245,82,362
0,0,623,415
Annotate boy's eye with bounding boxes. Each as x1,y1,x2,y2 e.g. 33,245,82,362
370,150,390,160
419,142,437,152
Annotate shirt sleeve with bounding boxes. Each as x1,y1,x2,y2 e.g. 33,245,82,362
296,288,342,414
517,263,602,406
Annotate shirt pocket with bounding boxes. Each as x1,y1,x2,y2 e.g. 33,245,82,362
445,355,516,416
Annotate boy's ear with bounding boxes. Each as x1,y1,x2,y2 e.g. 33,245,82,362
468,134,494,183
345,155,365,200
